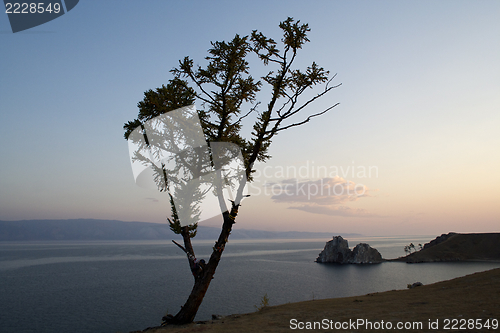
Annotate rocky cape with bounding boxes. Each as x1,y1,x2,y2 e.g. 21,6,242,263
394,232,500,263
316,236,383,264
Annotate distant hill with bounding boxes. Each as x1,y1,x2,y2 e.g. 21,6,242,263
0,219,360,241
398,232,500,263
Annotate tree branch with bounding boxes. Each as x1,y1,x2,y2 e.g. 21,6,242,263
280,83,340,121
233,102,260,126
325,73,338,91
272,103,339,133
172,240,187,253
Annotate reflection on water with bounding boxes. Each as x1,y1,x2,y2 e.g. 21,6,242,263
0,238,498,333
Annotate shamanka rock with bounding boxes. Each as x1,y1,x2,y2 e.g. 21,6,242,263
315,235,351,263
316,236,383,264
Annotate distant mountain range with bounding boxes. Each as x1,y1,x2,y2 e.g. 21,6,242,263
0,219,360,241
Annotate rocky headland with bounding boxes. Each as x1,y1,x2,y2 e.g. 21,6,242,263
316,235,383,264
395,232,500,263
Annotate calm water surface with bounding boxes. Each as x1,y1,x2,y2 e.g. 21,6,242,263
1,236,499,333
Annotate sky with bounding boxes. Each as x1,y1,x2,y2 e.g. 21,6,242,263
0,1,499,236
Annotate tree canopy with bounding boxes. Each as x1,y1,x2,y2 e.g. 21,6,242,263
124,17,340,325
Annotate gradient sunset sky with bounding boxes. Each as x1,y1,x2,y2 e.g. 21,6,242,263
1,1,499,236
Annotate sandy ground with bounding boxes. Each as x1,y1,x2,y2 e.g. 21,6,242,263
133,268,500,333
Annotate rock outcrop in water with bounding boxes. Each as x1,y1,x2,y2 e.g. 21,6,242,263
350,243,383,264
316,236,383,264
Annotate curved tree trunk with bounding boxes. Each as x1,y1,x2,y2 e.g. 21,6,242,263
164,205,238,325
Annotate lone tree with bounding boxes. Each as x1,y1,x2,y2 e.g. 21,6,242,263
124,17,340,325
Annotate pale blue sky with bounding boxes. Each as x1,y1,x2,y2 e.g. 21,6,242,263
1,1,499,235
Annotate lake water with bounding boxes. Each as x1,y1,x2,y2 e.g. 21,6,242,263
1,236,499,333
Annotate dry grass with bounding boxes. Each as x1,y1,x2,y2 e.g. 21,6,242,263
134,267,500,333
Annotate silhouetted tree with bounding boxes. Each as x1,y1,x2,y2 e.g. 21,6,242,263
124,17,340,325
409,243,416,253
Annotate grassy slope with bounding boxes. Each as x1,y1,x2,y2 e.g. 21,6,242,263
134,268,500,333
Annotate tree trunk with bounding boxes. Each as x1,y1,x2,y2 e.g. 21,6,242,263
164,205,238,325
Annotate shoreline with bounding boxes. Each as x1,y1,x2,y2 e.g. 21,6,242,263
385,257,500,263
133,267,500,332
